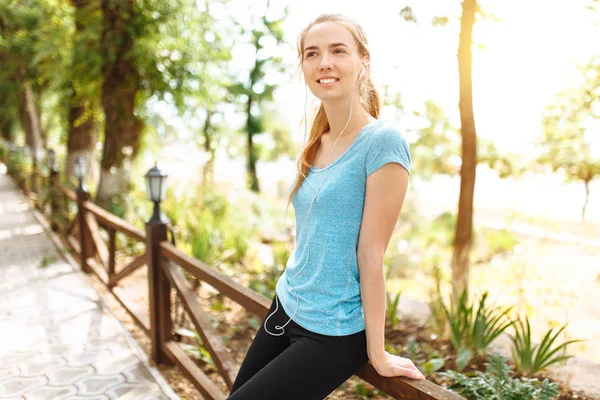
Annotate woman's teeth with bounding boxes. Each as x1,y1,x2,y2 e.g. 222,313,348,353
319,78,338,84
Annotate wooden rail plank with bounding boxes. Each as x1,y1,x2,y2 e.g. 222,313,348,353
108,228,116,284
85,213,109,268
163,341,227,400
109,254,146,286
110,286,151,335
87,257,109,286
66,213,78,236
83,201,145,241
160,242,271,319
60,187,77,202
67,234,80,255
162,259,238,389
356,364,463,400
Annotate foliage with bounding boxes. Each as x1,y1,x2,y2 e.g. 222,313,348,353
510,316,583,377
227,0,290,191
175,327,215,369
538,57,600,219
441,290,514,369
386,290,402,328
404,336,446,375
442,352,560,400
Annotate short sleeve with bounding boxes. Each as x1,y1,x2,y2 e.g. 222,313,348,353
365,125,411,177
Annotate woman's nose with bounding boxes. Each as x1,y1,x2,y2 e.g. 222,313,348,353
319,54,333,71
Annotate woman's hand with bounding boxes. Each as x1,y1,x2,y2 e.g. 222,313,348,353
370,351,425,380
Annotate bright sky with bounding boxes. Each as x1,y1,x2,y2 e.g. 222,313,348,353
258,0,600,155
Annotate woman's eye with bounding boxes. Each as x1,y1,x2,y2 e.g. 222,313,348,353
305,51,317,58
334,48,346,54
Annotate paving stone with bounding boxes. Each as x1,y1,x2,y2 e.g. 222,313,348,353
24,385,77,400
46,366,94,385
0,376,47,396
75,375,125,396
105,382,168,400
0,367,20,382
93,356,139,375
121,365,154,383
19,356,66,377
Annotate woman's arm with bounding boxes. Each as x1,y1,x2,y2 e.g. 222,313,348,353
357,162,424,380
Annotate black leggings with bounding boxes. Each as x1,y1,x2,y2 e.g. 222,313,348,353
227,295,369,400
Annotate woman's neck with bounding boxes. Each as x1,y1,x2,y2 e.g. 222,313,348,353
322,96,375,138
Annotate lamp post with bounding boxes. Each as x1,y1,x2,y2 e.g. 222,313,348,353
47,149,60,231
144,162,171,364
145,163,169,224
74,156,90,273
73,156,87,191
47,149,57,172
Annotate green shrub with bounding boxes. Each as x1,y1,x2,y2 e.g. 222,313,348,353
386,290,402,328
510,316,583,376
401,336,446,376
441,290,514,369
485,229,518,256
442,352,560,400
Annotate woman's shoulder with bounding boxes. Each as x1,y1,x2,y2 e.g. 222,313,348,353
366,120,408,146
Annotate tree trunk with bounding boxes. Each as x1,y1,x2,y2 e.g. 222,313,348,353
202,109,215,187
246,96,260,192
66,99,98,183
451,0,477,300
18,82,42,151
97,0,143,207
66,0,101,184
0,117,13,141
582,179,590,222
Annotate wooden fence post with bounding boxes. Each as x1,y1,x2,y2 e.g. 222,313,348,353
48,163,61,232
146,214,172,365
76,183,91,273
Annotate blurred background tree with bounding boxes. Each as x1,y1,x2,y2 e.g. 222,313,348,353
539,57,600,221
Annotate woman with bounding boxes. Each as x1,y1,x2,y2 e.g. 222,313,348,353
227,13,423,400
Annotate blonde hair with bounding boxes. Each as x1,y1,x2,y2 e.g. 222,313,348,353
286,14,381,209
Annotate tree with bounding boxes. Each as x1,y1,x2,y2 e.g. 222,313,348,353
539,58,600,221
227,0,289,192
0,5,43,151
399,1,480,298
96,0,210,206
0,0,71,195
65,0,103,182
452,0,478,299
386,89,514,181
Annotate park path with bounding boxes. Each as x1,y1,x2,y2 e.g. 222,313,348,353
0,170,179,400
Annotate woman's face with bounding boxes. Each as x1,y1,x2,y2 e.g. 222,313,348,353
301,21,364,103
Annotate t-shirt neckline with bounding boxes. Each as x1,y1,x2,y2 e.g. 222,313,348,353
309,119,382,173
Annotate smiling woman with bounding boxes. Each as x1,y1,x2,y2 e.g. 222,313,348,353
227,13,419,400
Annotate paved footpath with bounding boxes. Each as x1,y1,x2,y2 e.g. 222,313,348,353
0,169,178,400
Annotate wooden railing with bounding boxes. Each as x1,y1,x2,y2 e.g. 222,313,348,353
0,146,463,400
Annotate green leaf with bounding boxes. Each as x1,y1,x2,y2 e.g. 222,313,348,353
421,358,445,374
456,347,473,372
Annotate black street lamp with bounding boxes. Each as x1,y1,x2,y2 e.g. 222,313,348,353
145,163,168,223
47,149,57,172
73,156,87,191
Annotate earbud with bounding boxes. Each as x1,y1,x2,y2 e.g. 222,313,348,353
359,66,366,80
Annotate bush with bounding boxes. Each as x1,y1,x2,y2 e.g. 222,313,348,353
442,352,560,400
510,316,583,376
441,290,514,370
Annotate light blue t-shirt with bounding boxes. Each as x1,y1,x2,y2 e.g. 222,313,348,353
275,119,411,336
